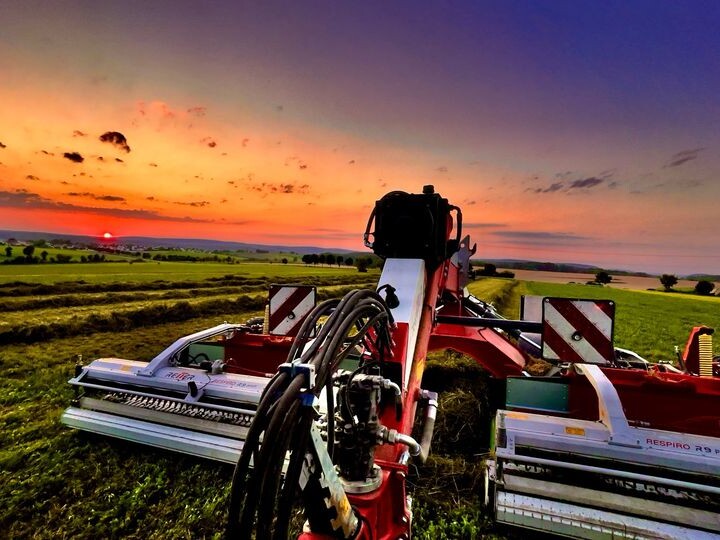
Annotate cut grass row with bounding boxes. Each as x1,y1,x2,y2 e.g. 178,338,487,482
0,282,377,346
0,270,376,297
5,273,718,538
0,277,516,539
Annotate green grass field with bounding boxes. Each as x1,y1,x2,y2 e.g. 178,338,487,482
523,281,720,359
0,260,371,285
2,268,718,539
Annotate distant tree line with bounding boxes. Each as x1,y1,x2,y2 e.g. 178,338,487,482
659,274,716,296
148,253,236,263
300,253,381,272
473,263,515,279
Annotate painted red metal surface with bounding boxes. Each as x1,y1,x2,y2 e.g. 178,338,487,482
223,332,293,377
565,367,720,438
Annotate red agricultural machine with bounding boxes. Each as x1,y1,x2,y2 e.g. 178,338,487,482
62,187,720,539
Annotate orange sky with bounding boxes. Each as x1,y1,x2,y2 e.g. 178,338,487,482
1,2,719,274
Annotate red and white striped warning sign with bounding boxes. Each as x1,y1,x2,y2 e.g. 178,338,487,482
268,285,316,336
541,298,615,364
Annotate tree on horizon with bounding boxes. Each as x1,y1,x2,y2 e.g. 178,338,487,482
660,274,678,291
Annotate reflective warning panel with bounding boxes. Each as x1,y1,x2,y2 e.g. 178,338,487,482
541,298,615,364
268,285,316,336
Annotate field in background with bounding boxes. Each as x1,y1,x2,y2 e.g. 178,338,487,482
2,265,719,538
467,276,719,359
506,268,700,290
0,260,365,285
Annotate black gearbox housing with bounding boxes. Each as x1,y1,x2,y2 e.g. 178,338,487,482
365,185,460,269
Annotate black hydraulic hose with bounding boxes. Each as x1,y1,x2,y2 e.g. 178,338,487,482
227,372,289,538
287,298,340,361
273,408,314,539
256,399,302,539
228,287,394,539
239,375,307,533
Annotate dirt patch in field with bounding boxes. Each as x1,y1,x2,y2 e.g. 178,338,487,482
506,269,698,291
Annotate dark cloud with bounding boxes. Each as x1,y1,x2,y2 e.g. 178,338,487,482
99,131,131,153
149,162,158,167
63,152,84,163
249,182,310,195
664,148,705,168
66,191,126,202
348,160,355,165
493,230,588,243
242,138,249,147
41,150,53,155
97,194,125,202
276,105,284,112
436,166,448,173
73,130,87,137
0,142,6,149
115,158,124,163
527,181,564,194
299,164,308,170
187,106,207,117
568,177,604,189
174,200,210,207
543,182,565,193
464,222,508,229
97,156,105,161
26,175,39,181
200,137,217,148
0,189,215,223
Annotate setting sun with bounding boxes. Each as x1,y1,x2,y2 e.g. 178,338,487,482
103,232,113,239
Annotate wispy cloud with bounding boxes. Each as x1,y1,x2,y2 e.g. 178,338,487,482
187,106,207,117
663,148,705,168
0,190,215,223
249,182,310,195
65,191,126,202
464,222,508,228
492,230,588,244
568,177,604,189
529,170,614,194
174,200,210,207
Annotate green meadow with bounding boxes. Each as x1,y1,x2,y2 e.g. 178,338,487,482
1,267,717,538
0,260,367,285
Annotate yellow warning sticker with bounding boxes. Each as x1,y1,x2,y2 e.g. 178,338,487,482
565,426,586,436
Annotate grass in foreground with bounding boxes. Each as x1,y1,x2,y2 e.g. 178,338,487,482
4,272,717,538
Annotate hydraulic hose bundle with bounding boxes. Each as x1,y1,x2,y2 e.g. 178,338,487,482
226,289,394,540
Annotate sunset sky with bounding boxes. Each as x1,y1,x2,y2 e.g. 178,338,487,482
1,1,719,274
